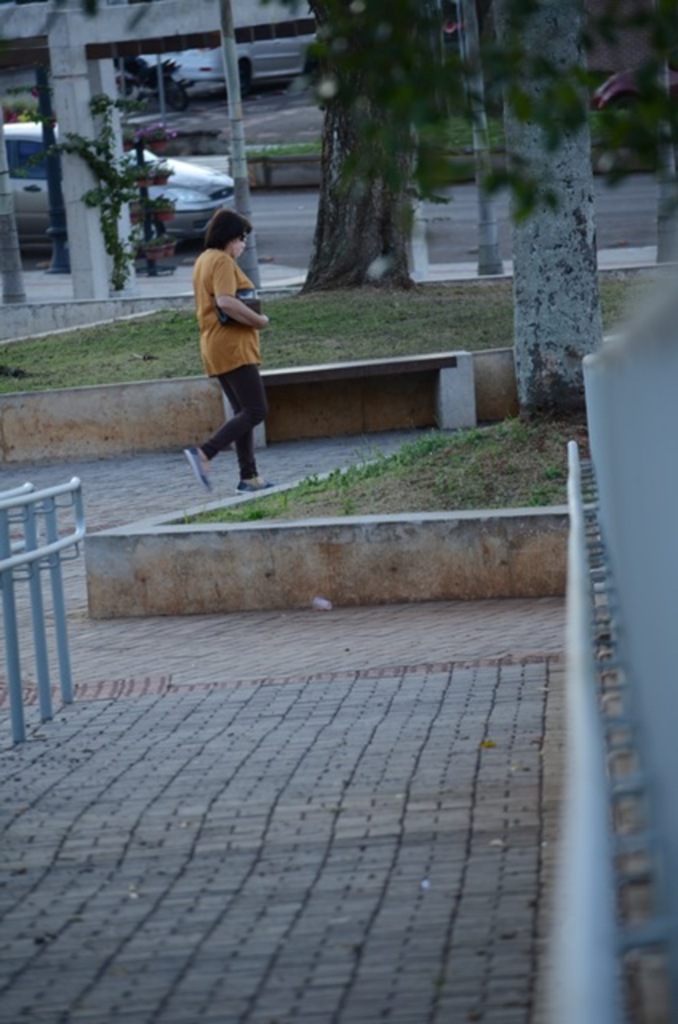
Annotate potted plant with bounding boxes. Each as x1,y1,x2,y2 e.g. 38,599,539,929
150,160,173,186
140,234,176,260
133,160,173,188
129,196,176,224
132,163,154,188
57,94,141,291
129,199,143,223
147,196,176,222
125,122,177,154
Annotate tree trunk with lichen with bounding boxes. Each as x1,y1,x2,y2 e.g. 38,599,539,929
303,97,414,291
303,1,414,292
495,0,602,415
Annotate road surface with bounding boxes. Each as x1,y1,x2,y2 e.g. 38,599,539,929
244,175,658,271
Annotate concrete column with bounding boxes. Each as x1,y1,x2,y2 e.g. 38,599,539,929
91,57,138,297
48,11,110,300
435,352,476,430
407,201,429,283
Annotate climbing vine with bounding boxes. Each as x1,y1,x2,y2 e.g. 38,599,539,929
57,94,140,291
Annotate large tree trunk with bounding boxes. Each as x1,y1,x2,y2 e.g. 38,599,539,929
495,0,602,415
303,95,414,291
303,1,415,292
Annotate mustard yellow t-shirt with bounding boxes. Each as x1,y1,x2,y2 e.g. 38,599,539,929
192,248,261,376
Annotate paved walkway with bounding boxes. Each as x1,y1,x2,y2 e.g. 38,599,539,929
0,90,654,1021
0,431,566,1024
13,242,660,304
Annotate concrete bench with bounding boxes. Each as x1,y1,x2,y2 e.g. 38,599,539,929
0,349,515,464
249,351,477,444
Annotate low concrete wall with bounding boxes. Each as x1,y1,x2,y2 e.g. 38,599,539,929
0,296,193,345
0,350,517,463
474,347,520,422
249,153,322,189
0,377,225,462
85,506,568,618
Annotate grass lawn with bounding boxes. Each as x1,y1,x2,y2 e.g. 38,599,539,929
0,272,648,517
0,272,649,394
189,416,589,523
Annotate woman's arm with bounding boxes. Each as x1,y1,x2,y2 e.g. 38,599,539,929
216,294,270,329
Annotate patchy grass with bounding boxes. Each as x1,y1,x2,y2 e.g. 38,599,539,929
190,415,589,524
0,272,648,394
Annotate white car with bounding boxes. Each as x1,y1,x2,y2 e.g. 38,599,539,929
166,22,316,96
4,121,234,245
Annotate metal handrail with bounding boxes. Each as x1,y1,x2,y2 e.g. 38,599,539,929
0,478,85,572
549,442,623,1024
0,477,85,743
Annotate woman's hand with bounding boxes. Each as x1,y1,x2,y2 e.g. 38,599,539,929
216,294,268,328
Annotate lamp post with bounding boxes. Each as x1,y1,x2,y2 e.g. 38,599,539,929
219,0,260,287
457,0,504,276
35,65,70,274
0,117,26,304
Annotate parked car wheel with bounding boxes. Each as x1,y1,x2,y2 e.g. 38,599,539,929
164,77,190,112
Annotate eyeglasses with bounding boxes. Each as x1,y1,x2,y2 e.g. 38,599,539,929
238,233,249,242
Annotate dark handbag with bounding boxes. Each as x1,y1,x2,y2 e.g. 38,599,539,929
215,289,261,325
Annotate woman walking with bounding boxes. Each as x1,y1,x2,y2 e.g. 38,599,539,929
184,208,273,494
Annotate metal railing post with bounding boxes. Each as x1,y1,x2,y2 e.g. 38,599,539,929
0,506,26,744
0,478,85,742
24,501,54,722
43,491,78,705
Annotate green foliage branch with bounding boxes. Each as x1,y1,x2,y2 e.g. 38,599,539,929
57,94,140,291
271,0,678,212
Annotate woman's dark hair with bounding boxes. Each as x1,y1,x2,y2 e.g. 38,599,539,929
204,208,252,250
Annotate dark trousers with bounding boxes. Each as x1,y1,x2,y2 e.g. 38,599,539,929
201,364,268,481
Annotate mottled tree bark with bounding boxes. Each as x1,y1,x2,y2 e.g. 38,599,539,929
303,1,414,292
304,95,414,291
495,0,602,415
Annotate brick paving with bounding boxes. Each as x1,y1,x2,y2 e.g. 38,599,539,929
0,436,566,1024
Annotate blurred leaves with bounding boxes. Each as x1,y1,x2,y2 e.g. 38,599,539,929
287,0,677,208
21,0,678,208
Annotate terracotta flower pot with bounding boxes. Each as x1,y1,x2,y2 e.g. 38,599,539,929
143,240,176,260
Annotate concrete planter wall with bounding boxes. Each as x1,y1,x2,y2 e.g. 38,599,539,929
85,507,568,619
0,348,517,464
248,153,322,189
0,295,193,344
0,377,225,463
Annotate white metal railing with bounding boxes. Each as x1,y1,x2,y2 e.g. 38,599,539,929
550,442,623,1024
584,291,678,1014
554,280,678,1019
0,478,85,744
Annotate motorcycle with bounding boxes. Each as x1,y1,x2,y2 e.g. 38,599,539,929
118,56,190,113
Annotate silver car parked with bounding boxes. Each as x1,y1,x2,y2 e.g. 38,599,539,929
3,121,234,245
